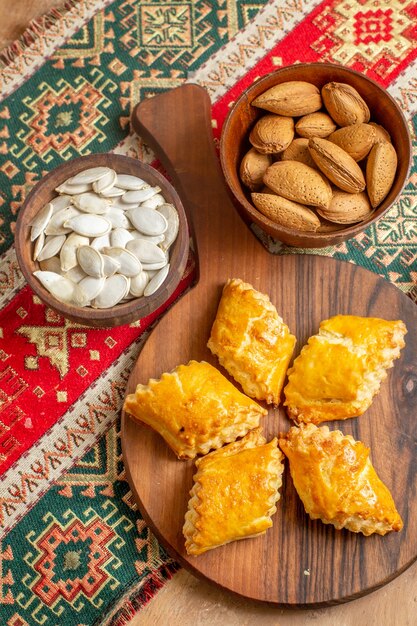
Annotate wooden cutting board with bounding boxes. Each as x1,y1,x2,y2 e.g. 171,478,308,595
121,84,417,607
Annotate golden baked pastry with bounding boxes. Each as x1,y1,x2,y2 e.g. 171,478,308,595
284,314,406,424
183,428,284,555
279,424,403,536
207,278,296,404
123,360,267,460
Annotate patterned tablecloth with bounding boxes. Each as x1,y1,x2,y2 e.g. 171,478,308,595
0,1,416,624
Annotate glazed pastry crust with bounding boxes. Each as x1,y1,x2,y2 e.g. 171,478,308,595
183,428,284,555
284,315,407,424
207,278,296,405
279,424,403,536
123,360,267,460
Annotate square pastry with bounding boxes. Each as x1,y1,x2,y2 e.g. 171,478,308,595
123,360,267,460
279,424,403,536
284,314,406,424
183,428,284,555
207,278,296,405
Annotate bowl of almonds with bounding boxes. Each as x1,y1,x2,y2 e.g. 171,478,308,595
220,63,411,248
15,154,189,327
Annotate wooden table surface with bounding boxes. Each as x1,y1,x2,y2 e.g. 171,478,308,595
2,2,415,625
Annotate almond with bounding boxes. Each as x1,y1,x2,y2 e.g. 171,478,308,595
322,82,370,127
308,137,366,193
317,191,373,224
369,122,392,144
251,81,322,117
295,112,337,138
263,161,332,209
366,142,398,208
281,138,317,169
317,218,346,233
240,147,272,190
328,123,375,161
251,192,321,231
249,114,294,154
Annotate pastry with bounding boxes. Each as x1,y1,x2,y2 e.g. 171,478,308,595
279,423,403,536
183,428,284,555
284,314,406,424
207,278,296,404
123,360,267,460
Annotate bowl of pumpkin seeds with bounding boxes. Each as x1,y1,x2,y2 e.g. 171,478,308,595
15,154,189,327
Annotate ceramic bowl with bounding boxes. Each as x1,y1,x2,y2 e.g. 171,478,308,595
14,153,189,327
220,63,411,248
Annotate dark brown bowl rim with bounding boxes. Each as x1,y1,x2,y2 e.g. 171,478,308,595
14,153,189,327
220,62,412,245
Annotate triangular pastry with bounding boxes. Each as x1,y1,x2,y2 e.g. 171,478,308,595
284,315,406,424
123,360,267,460
183,428,284,555
279,423,403,536
208,278,296,404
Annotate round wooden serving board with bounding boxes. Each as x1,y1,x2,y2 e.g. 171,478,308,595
121,84,417,607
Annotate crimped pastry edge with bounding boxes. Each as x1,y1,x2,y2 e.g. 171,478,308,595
208,278,295,405
183,429,284,555
279,423,403,536
284,317,407,424
124,359,267,460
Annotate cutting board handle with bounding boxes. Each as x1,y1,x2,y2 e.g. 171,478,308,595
131,84,262,274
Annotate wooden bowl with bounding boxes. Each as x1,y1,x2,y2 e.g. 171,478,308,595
220,63,412,248
14,154,189,328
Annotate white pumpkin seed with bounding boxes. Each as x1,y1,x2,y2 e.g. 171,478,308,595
72,283,91,307
76,246,105,278
92,169,117,193
31,203,53,241
122,186,160,204
71,167,112,185
127,207,167,236
78,276,106,301
120,293,136,302
92,274,130,308
63,264,87,284
39,256,61,273
91,233,111,250
140,194,165,209
102,247,142,277
110,227,134,248
56,178,91,195
129,271,149,297
144,264,170,296
60,233,90,272
129,231,165,245
72,192,110,214
33,270,76,303
50,194,72,213
105,208,131,229
45,206,81,236
99,186,125,198
37,234,66,261
64,214,112,237
33,231,45,261
102,254,121,277
116,174,148,190
158,203,179,251
126,239,166,264
108,198,133,211
141,260,168,271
